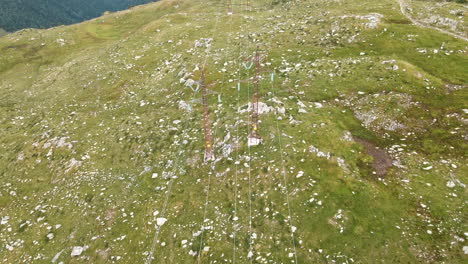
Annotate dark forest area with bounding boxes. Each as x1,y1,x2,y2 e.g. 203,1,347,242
0,0,155,32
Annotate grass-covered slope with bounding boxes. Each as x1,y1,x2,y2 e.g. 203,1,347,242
0,0,467,263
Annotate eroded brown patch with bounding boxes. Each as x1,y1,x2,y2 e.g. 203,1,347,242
354,137,392,176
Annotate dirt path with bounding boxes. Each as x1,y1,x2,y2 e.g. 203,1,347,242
353,137,393,176
397,0,468,42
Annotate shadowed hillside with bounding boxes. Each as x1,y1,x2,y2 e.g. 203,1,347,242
0,0,156,32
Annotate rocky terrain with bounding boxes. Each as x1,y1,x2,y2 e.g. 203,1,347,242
0,0,156,32
0,0,466,263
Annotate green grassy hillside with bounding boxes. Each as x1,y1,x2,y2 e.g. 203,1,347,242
0,0,466,263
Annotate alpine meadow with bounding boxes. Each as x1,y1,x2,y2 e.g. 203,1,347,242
0,0,467,263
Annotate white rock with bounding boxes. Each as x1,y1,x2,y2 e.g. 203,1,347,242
1,216,9,225
296,171,304,178
382,60,396,64
241,102,275,115
71,246,84,257
156,218,167,226
276,106,286,115
463,246,468,254
446,181,456,188
152,173,158,179
297,101,307,108
422,166,433,171
248,137,261,146
52,250,64,263
178,100,190,111
161,171,174,179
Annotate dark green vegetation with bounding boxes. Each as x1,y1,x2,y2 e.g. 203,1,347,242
0,0,467,263
0,0,156,32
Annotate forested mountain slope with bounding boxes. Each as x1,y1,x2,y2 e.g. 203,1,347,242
0,0,156,32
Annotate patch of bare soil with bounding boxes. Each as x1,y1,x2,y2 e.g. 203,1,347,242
354,137,392,176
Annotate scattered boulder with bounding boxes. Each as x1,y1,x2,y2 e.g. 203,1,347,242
353,137,392,176
71,246,86,257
